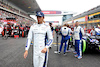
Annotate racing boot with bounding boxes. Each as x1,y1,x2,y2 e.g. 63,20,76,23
77,56,82,59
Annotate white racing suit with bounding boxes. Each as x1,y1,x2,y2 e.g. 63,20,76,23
95,28,100,35
74,26,84,57
59,26,70,53
25,23,53,67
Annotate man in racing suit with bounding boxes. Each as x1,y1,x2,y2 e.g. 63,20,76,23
95,26,100,35
66,24,72,52
90,27,96,36
58,24,70,55
24,11,53,67
74,21,84,59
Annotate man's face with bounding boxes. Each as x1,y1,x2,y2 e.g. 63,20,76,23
75,22,79,27
37,16,44,24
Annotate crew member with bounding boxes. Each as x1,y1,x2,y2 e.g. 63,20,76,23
58,24,70,55
49,22,55,48
73,21,84,59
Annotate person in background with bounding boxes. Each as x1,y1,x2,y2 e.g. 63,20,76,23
90,27,96,36
49,22,55,37
73,21,84,59
55,26,59,34
66,24,72,52
49,22,55,48
58,24,71,55
95,26,100,35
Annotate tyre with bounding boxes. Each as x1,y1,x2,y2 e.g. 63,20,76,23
82,40,87,53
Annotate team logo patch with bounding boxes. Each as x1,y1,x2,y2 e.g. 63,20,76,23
38,12,41,15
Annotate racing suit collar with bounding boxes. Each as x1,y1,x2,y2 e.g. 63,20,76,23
37,23,44,27
37,22,44,24
75,26,80,29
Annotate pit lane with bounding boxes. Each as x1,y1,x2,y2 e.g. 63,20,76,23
0,35,100,67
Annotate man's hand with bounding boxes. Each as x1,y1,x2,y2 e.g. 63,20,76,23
24,50,28,59
41,47,47,53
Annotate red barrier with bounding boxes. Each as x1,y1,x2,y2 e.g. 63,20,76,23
14,35,19,39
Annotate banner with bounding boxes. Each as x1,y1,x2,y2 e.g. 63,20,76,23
0,20,16,23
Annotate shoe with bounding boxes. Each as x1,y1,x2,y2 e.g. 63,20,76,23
74,54,78,57
64,53,67,56
77,56,82,59
66,50,71,52
73,51,77,54
58,51,61,54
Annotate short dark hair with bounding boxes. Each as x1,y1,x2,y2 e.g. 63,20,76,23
63,24,67,26
49,22,52,25
76,21,78,23
66,24,69,27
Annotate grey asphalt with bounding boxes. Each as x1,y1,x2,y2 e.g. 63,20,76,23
0,34,100,67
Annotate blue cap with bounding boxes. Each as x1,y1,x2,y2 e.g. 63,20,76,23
36,11,44,17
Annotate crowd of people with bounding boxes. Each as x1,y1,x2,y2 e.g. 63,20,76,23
0,1,34,37
0,1,29,17
0,10,33,24
54,21,100,60
0,1,33,28
0,9,33,38
1,23,30,38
